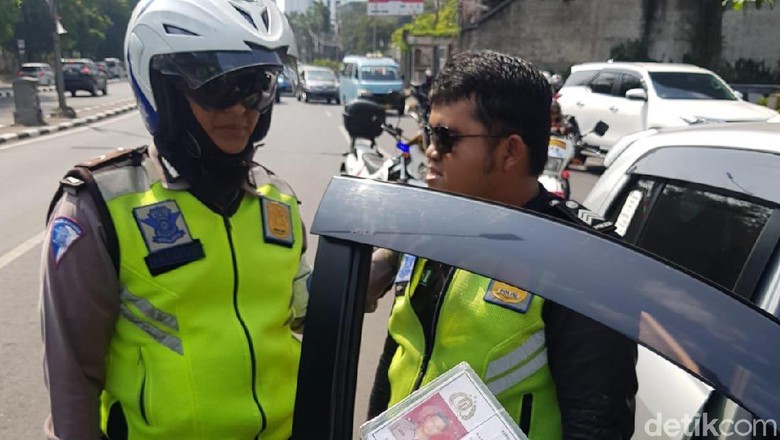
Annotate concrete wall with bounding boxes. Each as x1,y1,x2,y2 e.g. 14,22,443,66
722,5,780,65
460,0,780,74
460,0,644,73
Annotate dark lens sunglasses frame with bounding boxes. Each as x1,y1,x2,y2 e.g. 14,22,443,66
176,69,280,112
424,124,509,154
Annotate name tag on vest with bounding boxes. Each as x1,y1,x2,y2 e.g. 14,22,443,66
261,197,294,248
133,200,205,276
484,280,534,314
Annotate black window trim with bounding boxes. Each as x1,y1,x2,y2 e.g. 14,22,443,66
735,209,780,300
292,176,780,439
588,69,622,96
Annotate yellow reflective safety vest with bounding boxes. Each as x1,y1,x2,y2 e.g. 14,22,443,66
92,150,303,439
387,256,562,439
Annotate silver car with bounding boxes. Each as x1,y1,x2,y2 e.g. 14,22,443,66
585,122,780,439
18,62,55,86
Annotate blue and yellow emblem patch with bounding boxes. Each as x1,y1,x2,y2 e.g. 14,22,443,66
484,280,534,313
133,200,204,276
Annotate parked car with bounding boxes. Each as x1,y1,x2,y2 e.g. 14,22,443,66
297,66,339,104
17,62,55,86
104,57,125,79
583,122,780,439
63,58,108,97
557,62,778,152
339,55,404,114
292,176,780,439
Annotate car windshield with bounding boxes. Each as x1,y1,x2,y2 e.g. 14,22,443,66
21,67,40,73
650,72,737,100
307,70,335,81
360,66,399,81
63,63,85,72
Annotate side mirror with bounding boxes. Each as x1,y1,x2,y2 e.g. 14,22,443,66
343,99,385,141
625,88,648,101
593,121,609,137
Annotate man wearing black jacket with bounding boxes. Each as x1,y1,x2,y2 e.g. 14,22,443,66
366,50,637,439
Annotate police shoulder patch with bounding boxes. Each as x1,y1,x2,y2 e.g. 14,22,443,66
483,280,534,314
50,217,84,266
133,200,192,252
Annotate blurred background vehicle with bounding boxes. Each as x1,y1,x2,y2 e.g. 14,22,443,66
17,62,55,86
339,55,404,114
557,62,778,155
584,122,780,439
297,65,339,104
103,57,125,79
62,58,108,97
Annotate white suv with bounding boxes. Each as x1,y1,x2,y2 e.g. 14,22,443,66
557,62,778,152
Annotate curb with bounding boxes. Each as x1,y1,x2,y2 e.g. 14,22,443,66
0,85,57,98
0,102,137,145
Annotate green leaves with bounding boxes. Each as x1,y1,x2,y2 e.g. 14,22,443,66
391,0,459,52
0,0,22,44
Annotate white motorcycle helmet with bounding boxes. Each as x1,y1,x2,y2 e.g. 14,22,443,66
125,0,298,144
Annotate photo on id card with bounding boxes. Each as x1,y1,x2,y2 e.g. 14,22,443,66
360,362,528,440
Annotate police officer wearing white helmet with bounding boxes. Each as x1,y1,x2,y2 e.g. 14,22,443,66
40,0,309,438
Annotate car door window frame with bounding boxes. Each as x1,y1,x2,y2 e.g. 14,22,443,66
292,176,780,439
616,72,645,98
607,174,780,299
587,69,620,96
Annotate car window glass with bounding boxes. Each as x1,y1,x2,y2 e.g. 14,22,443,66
563,70,597,87
649,72,736,100
307,70,336,81
619,74,644,97
360,66,399,81
589,71,618,95
611,178,773,293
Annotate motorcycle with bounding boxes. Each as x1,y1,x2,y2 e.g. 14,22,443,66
539,121,608,199
341,99,427,186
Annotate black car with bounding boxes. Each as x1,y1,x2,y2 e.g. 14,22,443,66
297,67,340,104
63,59,108,97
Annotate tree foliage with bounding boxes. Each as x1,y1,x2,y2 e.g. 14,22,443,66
14,0,54,62
390,0,458,52
723,0,774,10
339,3,400,57
0,0,22,45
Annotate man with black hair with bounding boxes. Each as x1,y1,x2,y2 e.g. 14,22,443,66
367,50,637,439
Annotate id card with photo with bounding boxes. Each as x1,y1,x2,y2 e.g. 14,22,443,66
360,362,528,440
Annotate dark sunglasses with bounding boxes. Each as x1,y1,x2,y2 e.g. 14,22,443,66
176,69,280,112
424,124,509,154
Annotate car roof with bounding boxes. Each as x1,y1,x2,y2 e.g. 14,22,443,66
621,121,780,156
571,62,713,75
341,55,398,66
21,63,49,67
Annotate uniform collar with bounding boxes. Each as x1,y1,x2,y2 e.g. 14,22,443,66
149,143,260,194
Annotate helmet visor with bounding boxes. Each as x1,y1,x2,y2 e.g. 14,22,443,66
172,67,279,112
151,47,286,89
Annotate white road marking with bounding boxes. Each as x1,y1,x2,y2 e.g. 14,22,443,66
0,231,46,272
0,110,137,152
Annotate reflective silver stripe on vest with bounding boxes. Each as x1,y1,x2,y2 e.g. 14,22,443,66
120,287,179,332
119,305,183,355
487,349,548,397
94,159,159,202
485,330,546,381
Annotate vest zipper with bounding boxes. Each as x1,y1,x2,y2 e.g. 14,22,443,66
223,217,267,438
411,266,455,391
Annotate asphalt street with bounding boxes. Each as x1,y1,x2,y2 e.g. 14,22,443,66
0,94,599,439
0,79,134,128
